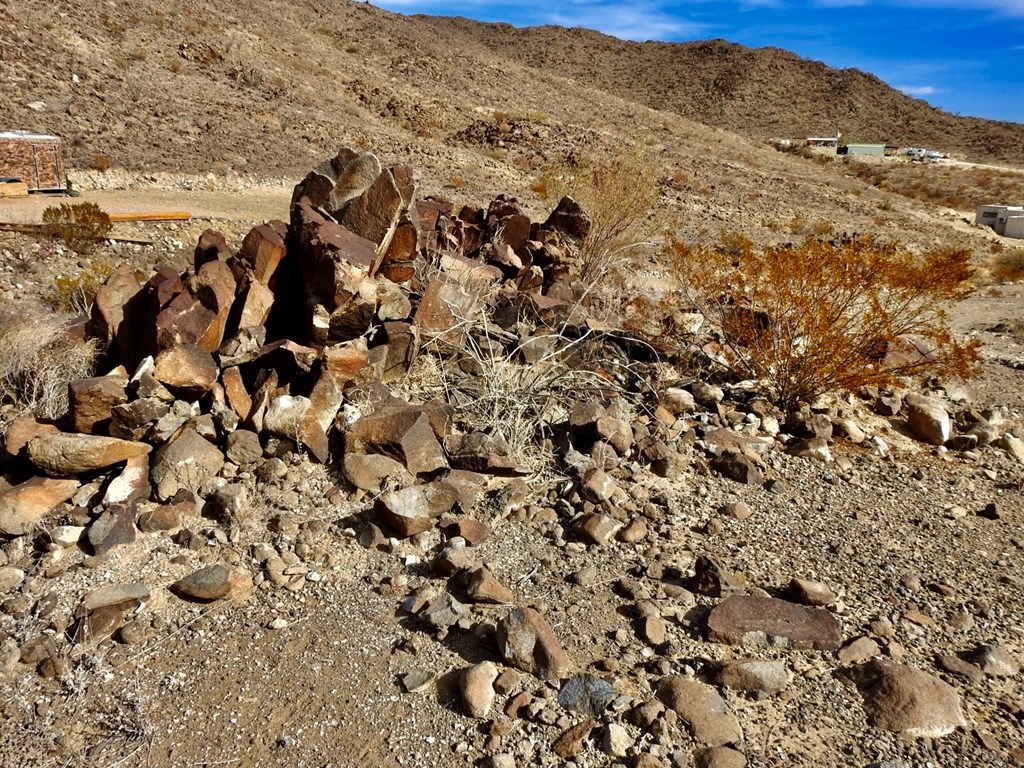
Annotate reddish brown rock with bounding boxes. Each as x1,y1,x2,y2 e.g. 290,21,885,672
414,279,479,347
154,344,218,399
221,367,253,421
171,564,250,602
711,451,763,486
68,373,128,435
263,395,330,463
87,262,142,352
27,433,151,476
496,606,571,681
323,338,371,381
856,661,967,738
346,407,448,477
234,277,274,329
340,167,405,248
706,595,842,650
552,719,599,759
374,481,459,537
464,566,515,604
0,477,80,536
193,228,232,270
656,677,743,747
86,504,137,557
3,417,60,459
192,259,237,351
239,223,288,287
343,452,413,492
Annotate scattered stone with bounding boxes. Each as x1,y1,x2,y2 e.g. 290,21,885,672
421,593,469,632
552,719,598,759
497,606,571,680
656,676,743,747
462,661,499,718
577,513,622,546
375,481,458,538
86,504,137,557
27,433,151,477
0,477,80,536
171,564,249,601
855,661,967,738
712,659,791,694
695,747,748,768
904,394,951,446
558,675,615,717
935,655,983,685
706,595,842,650
150,428,225,501
400,669,435,693
970,644,1019,677
602,722,632,757
153,343,219,398
838,636,882,665
789,577,837,607
0,567,25,593
693,555,744,598
69,374,128,435
464,566,514,604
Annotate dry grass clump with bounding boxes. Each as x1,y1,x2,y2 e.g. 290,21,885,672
537,149,661,285
667,234,980,409
987,248,1024,283
0,303,97,420
51,260,117,315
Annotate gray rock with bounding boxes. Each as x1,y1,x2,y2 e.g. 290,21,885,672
558,674,615,716
150,428,225,501
86,504,137,557
970,644,1019,677
421,593,469,632
225,430,263,467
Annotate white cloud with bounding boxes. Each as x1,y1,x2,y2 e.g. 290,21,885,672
896,84,941,95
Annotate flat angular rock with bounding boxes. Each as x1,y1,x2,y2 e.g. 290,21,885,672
263,395,329,463
706,595,842,650
446,431,524,475
69,374,128,435
856,661,967,738
153,344,218,399
905,394,951,446
0,477,79,536
150,428,225,501
497,606,571,681
839,636,882,665
711,451,763,486
171,564,249,602
712,659,791,694
420,592,469,631
239,223,288,287
347,407,448,477
375,481,459,538
27,433,151,477
3,417,59,459
343,452,413,492
656,676,743,747
970,644,1019,677
464,565,514,604
87,504,137,557
693,556,744,598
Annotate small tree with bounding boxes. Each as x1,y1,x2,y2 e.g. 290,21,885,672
668,234,980,409
42,202,112,255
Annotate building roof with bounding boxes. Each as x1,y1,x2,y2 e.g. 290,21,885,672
0,130,61,141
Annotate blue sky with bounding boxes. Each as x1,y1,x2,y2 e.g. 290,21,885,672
371,0,1024,124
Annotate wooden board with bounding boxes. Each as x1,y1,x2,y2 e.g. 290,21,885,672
0,182,29,198
106,211,191,222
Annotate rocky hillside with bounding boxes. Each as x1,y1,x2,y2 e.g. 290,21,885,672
2,0,1021,184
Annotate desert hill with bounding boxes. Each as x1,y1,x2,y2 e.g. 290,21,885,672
2,0,1021,187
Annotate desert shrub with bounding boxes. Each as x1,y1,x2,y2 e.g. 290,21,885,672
51,260,117,315
0,303,97,420
43,202,112,255
543,149,661,285
667,235,979,409
89,153,112,172
447,175,468,189
989,248,1024,283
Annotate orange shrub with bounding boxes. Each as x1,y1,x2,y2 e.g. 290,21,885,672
667,235,980,408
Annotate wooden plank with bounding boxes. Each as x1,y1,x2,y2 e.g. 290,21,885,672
107,211,191,222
